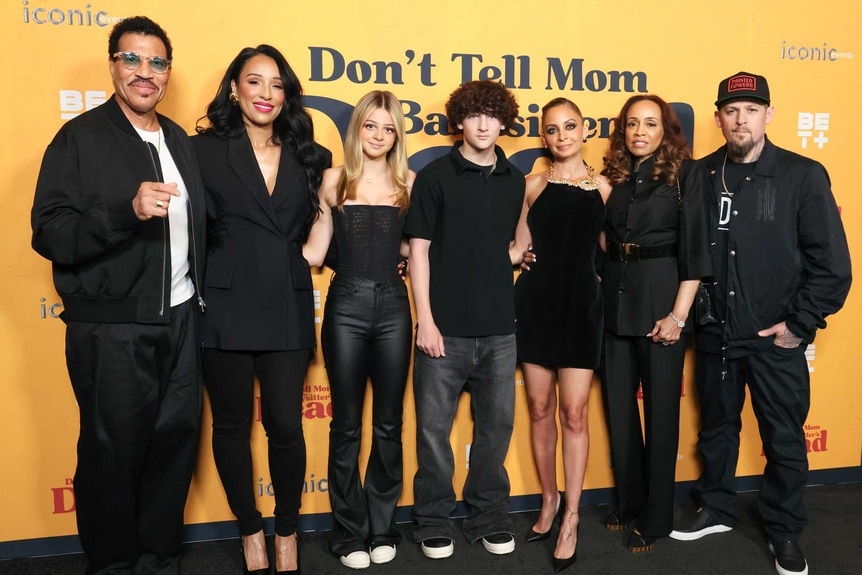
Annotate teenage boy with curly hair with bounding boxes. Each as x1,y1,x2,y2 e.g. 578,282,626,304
405,80,525,560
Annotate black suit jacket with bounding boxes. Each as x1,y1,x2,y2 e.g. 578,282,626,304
192,133,331,350
601,159,712,336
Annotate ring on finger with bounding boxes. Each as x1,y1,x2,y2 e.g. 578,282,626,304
156,200,164,208
661,341,670,346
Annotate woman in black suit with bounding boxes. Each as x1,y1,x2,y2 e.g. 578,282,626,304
598,94,711,553
193,45,330,574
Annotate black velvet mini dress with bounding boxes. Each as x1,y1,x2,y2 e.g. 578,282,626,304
515,180,605,369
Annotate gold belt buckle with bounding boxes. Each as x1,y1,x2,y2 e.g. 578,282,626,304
621,242,640,262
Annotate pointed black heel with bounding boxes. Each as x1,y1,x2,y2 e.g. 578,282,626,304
525,491,565,542
552,509,579,573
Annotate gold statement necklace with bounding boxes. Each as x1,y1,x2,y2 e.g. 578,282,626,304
547,162,599,190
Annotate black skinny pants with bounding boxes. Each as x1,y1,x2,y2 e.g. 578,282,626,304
202,348,310,537
321,276,413,555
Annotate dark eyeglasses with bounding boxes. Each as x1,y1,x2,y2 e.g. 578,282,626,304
112,51,171,74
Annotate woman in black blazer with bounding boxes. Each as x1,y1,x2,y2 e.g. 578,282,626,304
598,95,711,553
193,45,330,574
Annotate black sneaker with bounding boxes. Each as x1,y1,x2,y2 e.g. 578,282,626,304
420,537,454,559
669,508,732,541
769,540,808,575
481,533,515,555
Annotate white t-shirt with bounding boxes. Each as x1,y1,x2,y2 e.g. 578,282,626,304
135,127,195,307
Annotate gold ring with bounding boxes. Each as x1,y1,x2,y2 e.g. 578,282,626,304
156,200,164,208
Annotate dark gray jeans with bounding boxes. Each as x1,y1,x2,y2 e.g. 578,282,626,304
411,334,516,543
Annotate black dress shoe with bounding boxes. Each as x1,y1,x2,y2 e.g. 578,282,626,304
627,530,656,553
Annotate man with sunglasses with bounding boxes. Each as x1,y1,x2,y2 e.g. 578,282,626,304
31,16,205,575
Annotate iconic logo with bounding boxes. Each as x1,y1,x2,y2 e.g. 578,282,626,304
797,113,830,150
780,40,854,61
258,473,329,497
60,90,106,121
40,297,63,319
22,1,119,27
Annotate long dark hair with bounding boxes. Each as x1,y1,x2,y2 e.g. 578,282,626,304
602,94,690,186
196,44,326,220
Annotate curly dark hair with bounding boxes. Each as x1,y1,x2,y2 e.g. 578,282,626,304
196,45,327,225
445,80,519,134
108,16,172,60
602,94,691,186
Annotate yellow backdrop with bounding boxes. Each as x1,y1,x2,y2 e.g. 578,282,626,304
2,0,859,553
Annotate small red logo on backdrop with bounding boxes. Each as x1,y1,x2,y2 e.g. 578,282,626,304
728,75,757,93
760,424,828,456
51,478,76,514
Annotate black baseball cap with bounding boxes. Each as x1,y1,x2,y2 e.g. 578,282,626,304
715,71,770,107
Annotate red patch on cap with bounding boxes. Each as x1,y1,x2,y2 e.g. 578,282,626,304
728,76,756,93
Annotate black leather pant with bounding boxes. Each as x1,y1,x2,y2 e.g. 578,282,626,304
321,276,413,555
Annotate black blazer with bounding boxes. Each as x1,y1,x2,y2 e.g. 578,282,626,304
192,133,331,350
601,159,712,336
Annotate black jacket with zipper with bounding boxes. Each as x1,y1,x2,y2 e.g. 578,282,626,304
32,95,206,324
696,137,851,356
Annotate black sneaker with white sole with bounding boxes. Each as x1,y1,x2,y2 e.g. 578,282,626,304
769,540,808,575
669,508,733,541
420,537,454,559
481,533,515,555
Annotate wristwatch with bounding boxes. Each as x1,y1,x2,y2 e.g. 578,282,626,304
668,312,685,328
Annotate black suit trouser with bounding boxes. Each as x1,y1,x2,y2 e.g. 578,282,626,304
66,299,202,575
601,332,687,537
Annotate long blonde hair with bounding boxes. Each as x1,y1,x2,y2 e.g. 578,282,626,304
337,90,409,213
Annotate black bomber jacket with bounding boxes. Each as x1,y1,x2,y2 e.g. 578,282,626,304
32,95,206,324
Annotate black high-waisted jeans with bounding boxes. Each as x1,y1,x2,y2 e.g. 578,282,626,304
321,275,413,555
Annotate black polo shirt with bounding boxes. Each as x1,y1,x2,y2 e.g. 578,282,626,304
405,142,525,337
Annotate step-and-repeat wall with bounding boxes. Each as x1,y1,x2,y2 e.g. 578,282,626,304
2,0,859,552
